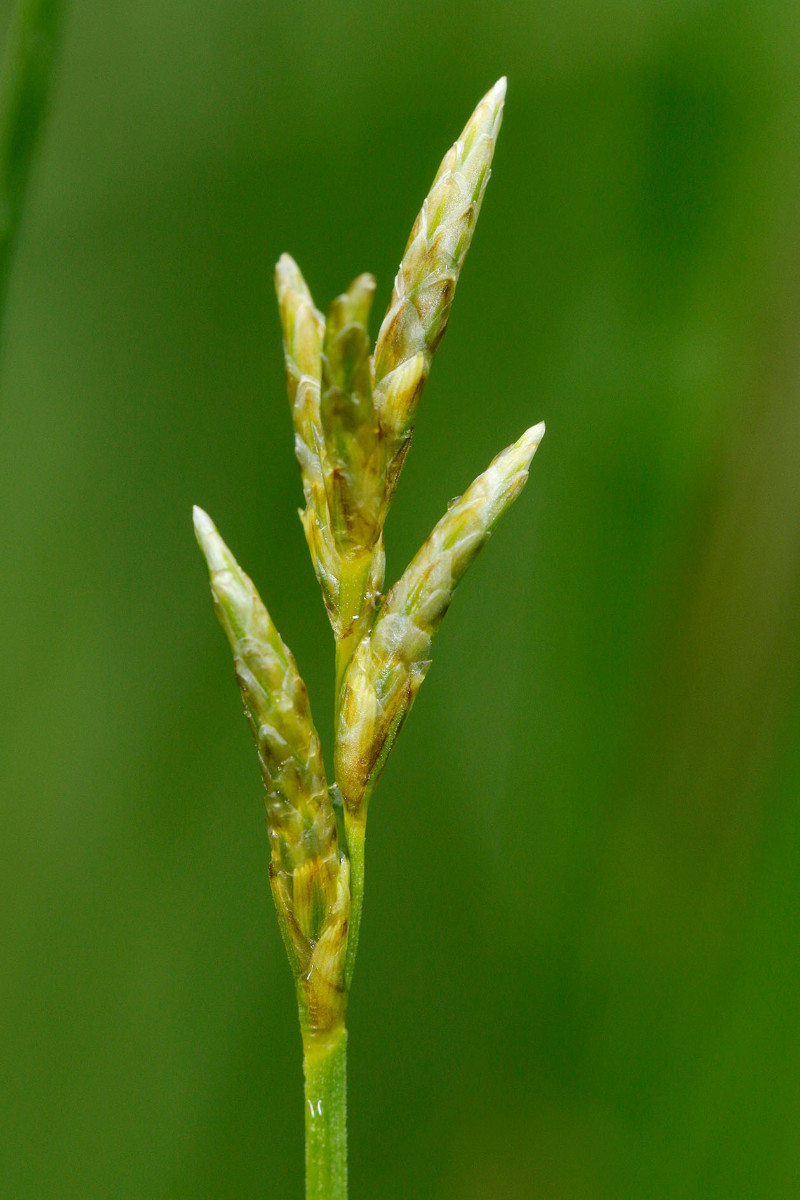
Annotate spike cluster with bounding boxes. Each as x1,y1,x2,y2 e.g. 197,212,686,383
275,77,508,670
194,79,544,1044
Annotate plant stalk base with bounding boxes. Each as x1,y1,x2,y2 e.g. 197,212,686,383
303,1026,348,1200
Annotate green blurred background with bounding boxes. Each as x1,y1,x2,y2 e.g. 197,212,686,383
2,1,800,1196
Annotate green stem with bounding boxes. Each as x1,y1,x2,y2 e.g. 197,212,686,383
303,1027,348,1200
344,813,366,990
335,559,370,695
0,0,65,326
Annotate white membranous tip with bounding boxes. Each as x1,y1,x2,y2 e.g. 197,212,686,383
500,422,545,476
192,504,213,532
523,421,546,455
192,506,228,575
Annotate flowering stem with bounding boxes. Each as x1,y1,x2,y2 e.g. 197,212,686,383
334,549,377,697
195,78,543,1200
344,814,366,990
303,1027,348,1200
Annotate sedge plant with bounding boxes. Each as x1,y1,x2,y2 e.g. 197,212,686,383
194,77,544,1200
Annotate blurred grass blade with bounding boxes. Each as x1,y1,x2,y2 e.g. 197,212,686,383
0,0,65,327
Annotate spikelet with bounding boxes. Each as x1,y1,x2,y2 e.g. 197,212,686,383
275,254,326,502
275,255,343,624
372,78,507,478
318,275,388,655
321,273,382,546
335,423,545,813
193,506,349,1032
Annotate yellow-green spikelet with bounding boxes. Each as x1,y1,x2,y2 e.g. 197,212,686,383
372,78,507,477
335,421,545,814
193,506,349,1034
275,254,341,628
